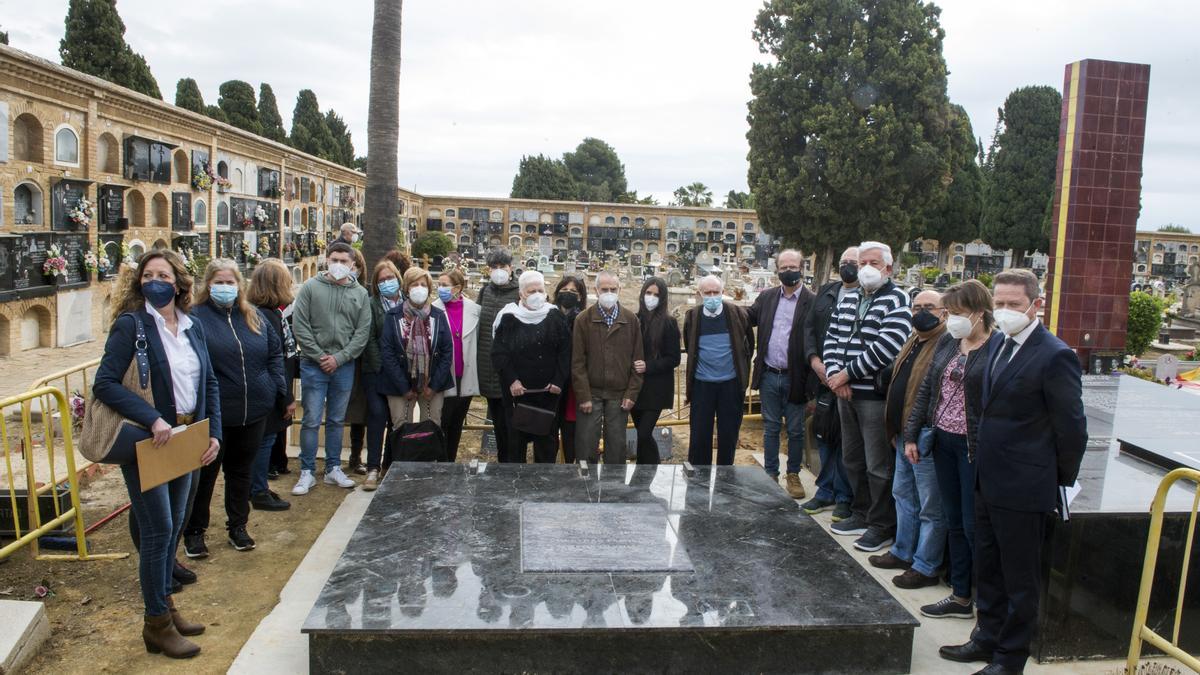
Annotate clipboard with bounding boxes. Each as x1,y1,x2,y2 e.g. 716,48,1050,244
136,419,210,492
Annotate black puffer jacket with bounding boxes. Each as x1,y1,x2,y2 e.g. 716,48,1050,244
903,331,997,460
193,301,286,428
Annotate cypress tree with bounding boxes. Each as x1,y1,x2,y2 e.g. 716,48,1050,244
290,90,336,159
258,83,288,144
174,78,205,114
218,80,262,136
59,0,161,98
324,110,356,167
205,105,229,124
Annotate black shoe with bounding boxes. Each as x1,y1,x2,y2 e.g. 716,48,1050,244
171,577,182,594
893,567,942,589
867,551,910,570
800,496,835,514
830,514,867,536
183,533,209,559
853,529,894,552
228,527,256,551
924,595,976,620
973,664,1022,675
267,468,280,479
272,463,291,476
939,640,994,663
172,559,197,585
251,490,292,511
830,502,853,522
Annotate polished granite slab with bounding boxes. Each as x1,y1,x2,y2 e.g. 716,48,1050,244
303,463,916,674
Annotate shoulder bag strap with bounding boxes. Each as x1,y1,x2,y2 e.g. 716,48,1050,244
132,315,151,390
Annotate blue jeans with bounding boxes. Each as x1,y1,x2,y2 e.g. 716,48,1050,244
814,438,853,504
933,428,975,598
299,359,355,473
251,431,276,495
121,462,192,616
891,437,946,576
759,370,804,476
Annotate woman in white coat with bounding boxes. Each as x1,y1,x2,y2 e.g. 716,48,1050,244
434,268,481,461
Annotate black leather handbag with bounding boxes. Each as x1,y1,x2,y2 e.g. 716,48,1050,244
511,387,558,436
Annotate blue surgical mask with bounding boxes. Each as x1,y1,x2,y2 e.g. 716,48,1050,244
142,280,176,308
437,287,453,303
703,296,723,313
377,278,400,298
209,284,239,307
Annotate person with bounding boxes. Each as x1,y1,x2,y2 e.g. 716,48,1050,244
93,249,220,658
631,277,681,465
334,222,359,247
247,259,297,511
823,241,912,553
491,271,572,463
747,249,815,498
800,247,859,520
434,268,481,462
476,248,521,461
870,289,948,589
291,242,372,496
380,266,453,435
358,260,403,490
346,247,372,476
683,274,753,466
552,275,589,462
183,259,285,555
938,270,1086,675
572,271,644,465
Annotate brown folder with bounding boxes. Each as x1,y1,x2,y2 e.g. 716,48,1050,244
135,419,210,492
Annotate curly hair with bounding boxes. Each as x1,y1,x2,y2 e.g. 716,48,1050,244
110,249,194,322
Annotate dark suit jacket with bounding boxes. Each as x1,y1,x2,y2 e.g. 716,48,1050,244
748,285,816,404
93,309,222,442
976,323,1087,513
682,302,753,404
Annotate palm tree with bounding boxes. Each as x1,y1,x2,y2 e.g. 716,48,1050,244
362,0,403,271
672,182,713,207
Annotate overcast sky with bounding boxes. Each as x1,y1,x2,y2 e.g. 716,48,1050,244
5,0,1196,229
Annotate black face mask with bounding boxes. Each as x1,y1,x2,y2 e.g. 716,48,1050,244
778,269,802,287
912,309,941,332
557,291,579,310
839,263,858,284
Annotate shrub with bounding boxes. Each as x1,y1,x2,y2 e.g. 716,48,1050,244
1126,291,1166,356
975,272,993,288
921,267,940,283
410,231,455,260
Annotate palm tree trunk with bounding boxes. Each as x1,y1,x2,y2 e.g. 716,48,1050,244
363,0,403,272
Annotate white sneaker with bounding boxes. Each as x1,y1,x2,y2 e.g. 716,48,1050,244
292,469,316,496
363,470,380,491
324,466,356,489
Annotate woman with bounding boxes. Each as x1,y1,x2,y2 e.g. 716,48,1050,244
631,277,681,464
247,259,297,511
183,259,285,557
380,266,453,442
360,260,403,489
904,279,1001,620
434,268,481,462
491,270,571,463
346,247,371,475
93,250,220,658
552,275,588,462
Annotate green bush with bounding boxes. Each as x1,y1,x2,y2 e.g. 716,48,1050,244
1126,291,1166,356
410,231,455,260
975,272,993,288
921,267,940,283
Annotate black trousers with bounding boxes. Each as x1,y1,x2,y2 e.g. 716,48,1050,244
486,397,513,463
687,378,743,466
557,395,576,463
440,395,473,462
270,427,288,471
629,409,663,464
184,418,266,534
973,493,1049,670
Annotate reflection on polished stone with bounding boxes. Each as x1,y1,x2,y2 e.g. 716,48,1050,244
303,463,916,673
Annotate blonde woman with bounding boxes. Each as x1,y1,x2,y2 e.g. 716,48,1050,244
246,259,298,510
182,259,286,557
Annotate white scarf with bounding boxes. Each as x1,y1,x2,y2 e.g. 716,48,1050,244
492,301,557,333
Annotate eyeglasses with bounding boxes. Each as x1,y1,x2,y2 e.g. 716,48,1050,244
949,354,967,383
914,305,942,312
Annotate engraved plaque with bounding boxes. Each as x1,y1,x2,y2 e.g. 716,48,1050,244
520,502,693,573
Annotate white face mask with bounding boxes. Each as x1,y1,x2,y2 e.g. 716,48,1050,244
643,294,660,311
598,292,619,309
490,269,510,286
857,264,884,291
995,305,1034,336
328,262,351,281
946,314,974,340
407,286,429,305
524,292,547,310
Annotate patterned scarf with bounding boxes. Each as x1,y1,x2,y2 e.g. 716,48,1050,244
401,301,432,390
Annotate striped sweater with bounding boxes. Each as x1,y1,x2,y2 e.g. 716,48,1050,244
822,280,912,399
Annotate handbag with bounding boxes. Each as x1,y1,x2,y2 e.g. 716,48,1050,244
79,315,154,464
511,387,558,436
812,387,841,446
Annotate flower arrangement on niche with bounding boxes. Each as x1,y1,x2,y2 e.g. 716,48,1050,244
69,197,94,229
254,205,269,224
258,237,272,258
82,250,99,274
43,245,69,278
192,163,215,191
242,240,262,266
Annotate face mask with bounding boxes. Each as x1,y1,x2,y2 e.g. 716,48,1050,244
839,263,858,284
142,279,176,308
377,278,400,298
437,287,454,303
557,291,579,310
703,296,723,313
912,309,941,333
328,262,351,281
490,269,510,286
995,305,1034,336
525,292,547,310
209,284,239,307
407,286,429,305
858,264,884,291
946,314,974,339
778,269,802,287
643,294,660,311
351,233,360,243
598,292,618,309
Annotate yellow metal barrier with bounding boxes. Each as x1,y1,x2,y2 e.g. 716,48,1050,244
31,356,102,399
0,386,126,562
1125,467,1200,674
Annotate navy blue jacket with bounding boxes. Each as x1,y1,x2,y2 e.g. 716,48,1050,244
976,323,1088,513
379,303,453,396
192,301,286,428
93,309,222,442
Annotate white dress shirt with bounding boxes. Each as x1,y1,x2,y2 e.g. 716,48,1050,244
145,300,200,415
1002,316,1040,363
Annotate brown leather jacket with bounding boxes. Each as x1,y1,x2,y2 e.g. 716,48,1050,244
571,304,644,402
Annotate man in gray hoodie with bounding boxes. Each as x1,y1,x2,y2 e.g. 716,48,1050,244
291,242,373,495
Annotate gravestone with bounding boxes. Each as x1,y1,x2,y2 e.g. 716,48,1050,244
520,502,693,573
1155,354,1179,382
171,192,192,231
50,179,90,232
479,430,497,456
56,289,93,346
98,185,126,231
53,233,89,285
1181,261,1200,318
14,233,52,290
0,234,18,292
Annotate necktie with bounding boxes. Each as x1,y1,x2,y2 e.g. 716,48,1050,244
990,337,1018,388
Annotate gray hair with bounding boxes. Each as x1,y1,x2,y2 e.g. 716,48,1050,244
518,270,545,292
486,246,513,268
776,249,802,264
697,274,724,292
340,222,357,234
858,241,893,265
596,270,619,287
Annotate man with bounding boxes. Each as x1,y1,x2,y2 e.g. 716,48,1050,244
291,242,372,495
800,247,859,521
748,249,815,499
823,241,912,552
572,271,643,465
476,247,521,462
683,275,753,465
939,269,1086,675
870,289,947,589
334,222,359,247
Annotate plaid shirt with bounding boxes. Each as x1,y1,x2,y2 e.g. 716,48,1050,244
599,303,619,328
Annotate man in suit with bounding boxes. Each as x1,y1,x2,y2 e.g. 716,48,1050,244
748,249,815,498
939,268,1087,675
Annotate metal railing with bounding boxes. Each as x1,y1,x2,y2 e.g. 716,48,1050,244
1125,467,1200,674
31,357,102,399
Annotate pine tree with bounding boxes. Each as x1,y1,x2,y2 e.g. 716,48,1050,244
1,26,9,44
290,89,336,159
324,110,356,167
174,78,205,114
218,80,262,136
258,83,288,144
59,0,161,98
563,138,629,202
511,155,577,200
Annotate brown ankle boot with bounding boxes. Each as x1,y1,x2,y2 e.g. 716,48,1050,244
143,612,201,658
167,596,205,636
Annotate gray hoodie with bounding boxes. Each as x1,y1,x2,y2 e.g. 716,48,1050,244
292,272,372,367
